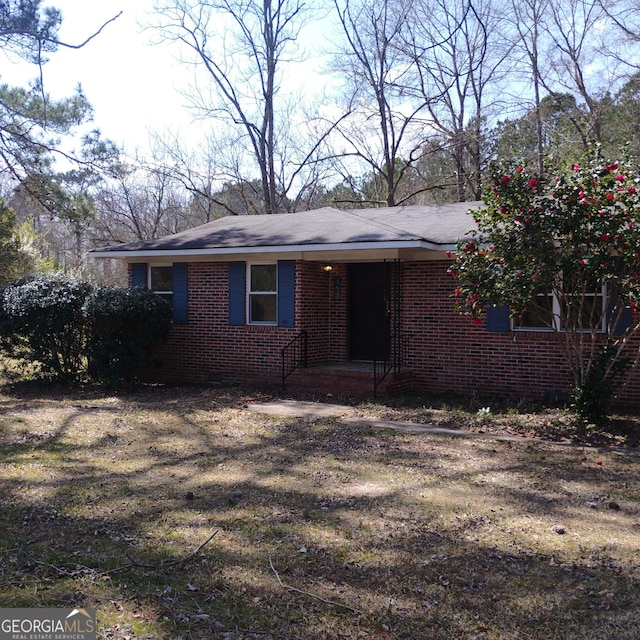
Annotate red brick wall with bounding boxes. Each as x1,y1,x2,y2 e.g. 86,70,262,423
147,262,298,386
401,260,640,408
140,259,640,408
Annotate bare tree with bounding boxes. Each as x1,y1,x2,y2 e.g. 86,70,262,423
327,0,437,207
93,165,189,244
506,0,549,175
506,0,640,156
596,0,640,49
152,0,316,215
543,0,616,145
402,0,510,202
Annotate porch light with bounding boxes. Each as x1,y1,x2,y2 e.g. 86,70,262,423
323,264,333,272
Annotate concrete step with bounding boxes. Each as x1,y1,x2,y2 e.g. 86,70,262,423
284,366,413,399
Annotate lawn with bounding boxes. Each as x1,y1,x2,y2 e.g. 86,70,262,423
0,383,638,639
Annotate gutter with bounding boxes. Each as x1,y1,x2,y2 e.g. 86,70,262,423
89,239,460,260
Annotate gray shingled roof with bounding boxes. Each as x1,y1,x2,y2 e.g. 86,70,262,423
90,201,481,257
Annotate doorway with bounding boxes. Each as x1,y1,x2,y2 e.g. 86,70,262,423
349,263,391,361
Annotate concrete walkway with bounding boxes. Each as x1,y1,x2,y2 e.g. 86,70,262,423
245,399,640,456
247,399,540,443
246,399,355,419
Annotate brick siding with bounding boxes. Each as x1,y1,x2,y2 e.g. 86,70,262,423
139,259,640,408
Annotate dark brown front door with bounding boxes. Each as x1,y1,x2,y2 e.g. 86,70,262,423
349,263,391,361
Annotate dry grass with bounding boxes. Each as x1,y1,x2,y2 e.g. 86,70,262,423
0,383,639,640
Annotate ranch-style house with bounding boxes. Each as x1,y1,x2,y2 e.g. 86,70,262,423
90,201,640,407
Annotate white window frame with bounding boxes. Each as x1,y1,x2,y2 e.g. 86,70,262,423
247,262,278,325
513,282,607,333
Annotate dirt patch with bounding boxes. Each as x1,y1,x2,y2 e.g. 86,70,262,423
0,383,639,639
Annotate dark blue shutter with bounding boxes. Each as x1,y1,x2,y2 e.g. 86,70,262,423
277,260,295,327
228,261,246,326
614,307,632,336
172,262,188,324
608,297,632,336
487,305,510,332
131,263,147,287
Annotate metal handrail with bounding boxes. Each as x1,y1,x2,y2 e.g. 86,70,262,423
373,332,409,397
281,330,308,389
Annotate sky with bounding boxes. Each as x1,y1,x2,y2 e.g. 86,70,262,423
0,0,337,159
1,0,199,154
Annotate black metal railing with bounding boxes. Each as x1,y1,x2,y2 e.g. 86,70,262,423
373,332,409,397
281,330,308,389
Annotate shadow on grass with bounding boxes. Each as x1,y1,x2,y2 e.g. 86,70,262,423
0,384,639,639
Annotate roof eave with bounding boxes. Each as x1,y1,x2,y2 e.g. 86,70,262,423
89,239,459,261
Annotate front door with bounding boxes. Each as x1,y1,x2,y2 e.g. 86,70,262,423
349,263,391,361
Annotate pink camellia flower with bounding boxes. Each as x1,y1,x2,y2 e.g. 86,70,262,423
578,191,586,198
629,186,637,195
454,288,461,296
528,179,538,189
616,174,625,182
573,163,580,172
516,166,524,173
501,175,511,184
606,193,615,202
472,317,482,326
445,251,452,258
601,233,611,241
579,259,586,265
607,163,619,172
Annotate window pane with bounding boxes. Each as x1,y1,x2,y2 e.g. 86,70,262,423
250,264,277,292
157,293,173,309
250,293,277,323
151,266,173,292
517,292,554,329
563,295,604,330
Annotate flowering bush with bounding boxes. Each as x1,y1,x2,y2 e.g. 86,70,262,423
449,145,640,426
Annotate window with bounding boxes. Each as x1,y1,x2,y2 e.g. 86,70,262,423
248,263,277,324
228,260,294,328
514,282,606,332
515,288,555,330
131,262,188,324
563,283,606,332
149,265,173,309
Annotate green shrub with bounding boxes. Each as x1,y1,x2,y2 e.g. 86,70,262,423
84,286,172,388
1,273,92,380
572,342,632,429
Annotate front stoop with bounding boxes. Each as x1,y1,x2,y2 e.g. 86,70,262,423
284,365,413,399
